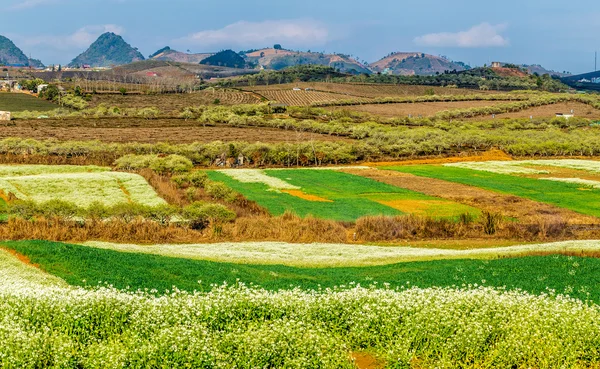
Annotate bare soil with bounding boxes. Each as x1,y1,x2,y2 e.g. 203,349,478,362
0,118,351,143
343,168,600,224
89,90,261,112
329,101,511,118
478,102,600,120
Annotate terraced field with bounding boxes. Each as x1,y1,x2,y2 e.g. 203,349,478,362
255,89,369,106
207,168,479,221
90,89,261,112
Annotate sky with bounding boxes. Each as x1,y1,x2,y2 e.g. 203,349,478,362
2,0,599,74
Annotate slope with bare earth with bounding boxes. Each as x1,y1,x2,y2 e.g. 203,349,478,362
342,167,599,225
370,52,468,76
329,100,513,118
149,47,213,64
245,48,371,74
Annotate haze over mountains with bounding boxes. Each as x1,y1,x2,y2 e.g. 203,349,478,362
0,32,570,77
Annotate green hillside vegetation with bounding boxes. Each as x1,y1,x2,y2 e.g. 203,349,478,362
68,32,145,68
200,50,246,68
389,165,600,217
0,35,44,67
3,240,599,302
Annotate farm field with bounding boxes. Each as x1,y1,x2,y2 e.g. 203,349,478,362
207,168,479,221
0,118,350,143
388,160,600,218
89,89,262,112
0,165,165,207
244,82,489,98
3,243,599,369
473,101,600,120
330,100,511,118
0,92,58,112
252,89,371,106
3,240,600,301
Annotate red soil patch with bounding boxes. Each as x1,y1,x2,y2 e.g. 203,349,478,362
281,189,332,202
1,247,40,269
365,149,512,167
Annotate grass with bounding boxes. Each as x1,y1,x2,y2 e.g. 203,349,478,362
387,165,600,218
208,169,478,221
0,92,57,112
3,240,600,302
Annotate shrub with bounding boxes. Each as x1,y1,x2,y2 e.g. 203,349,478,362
183,202,236,229
205,181,237,202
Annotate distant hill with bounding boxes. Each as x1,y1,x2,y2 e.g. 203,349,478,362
68,32,145,68
149,46,213,64
522,64,570,77
561,70,600,91
0,35,44,68
200,50,246,69
370,52,469,76
243,48,371,74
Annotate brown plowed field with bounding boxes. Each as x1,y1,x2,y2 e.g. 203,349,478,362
0,119,351,144
329,101,511,118
246,83,488,98
476,102,600,120
90,90,262,112
342,168,599,224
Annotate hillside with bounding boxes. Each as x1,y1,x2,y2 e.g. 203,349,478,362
200,50,246,69
370,52,468,76
243,48,371,74
68,32,145,68
149,46,213,64
523,64,570,77
0,35,44,68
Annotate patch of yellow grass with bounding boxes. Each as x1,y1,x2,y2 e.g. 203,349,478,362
377,199,474,217
281,189,333,202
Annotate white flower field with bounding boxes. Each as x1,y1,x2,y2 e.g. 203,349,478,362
0,165,166,208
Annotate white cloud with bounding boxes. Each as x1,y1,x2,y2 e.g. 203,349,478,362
177,19,330,48
17,25,124,50
414,23,509,48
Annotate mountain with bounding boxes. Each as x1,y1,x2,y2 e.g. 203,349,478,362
243,48,371,74
149,46,213,64
0,35,44,68
200,50,246,69
370,52,469,76
68,32,145,68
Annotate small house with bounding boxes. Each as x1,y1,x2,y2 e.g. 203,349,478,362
37,84,48,93
491,62,502,68
292,87,301,91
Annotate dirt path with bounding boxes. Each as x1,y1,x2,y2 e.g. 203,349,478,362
342,168,600,225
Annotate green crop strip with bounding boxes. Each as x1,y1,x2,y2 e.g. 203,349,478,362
3,240,599,302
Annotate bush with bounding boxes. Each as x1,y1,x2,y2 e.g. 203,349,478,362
183,202,236,229
205,181,237,202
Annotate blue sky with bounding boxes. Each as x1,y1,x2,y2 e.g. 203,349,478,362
2,0,599,74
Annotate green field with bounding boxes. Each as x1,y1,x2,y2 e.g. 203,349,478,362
4,240,599,302
387,165,600,217
207,169,478,221
0,92,57,112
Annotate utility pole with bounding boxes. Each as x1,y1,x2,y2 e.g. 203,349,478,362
596,51,597,71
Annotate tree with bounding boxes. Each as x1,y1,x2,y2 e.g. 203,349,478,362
274,44,283,50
